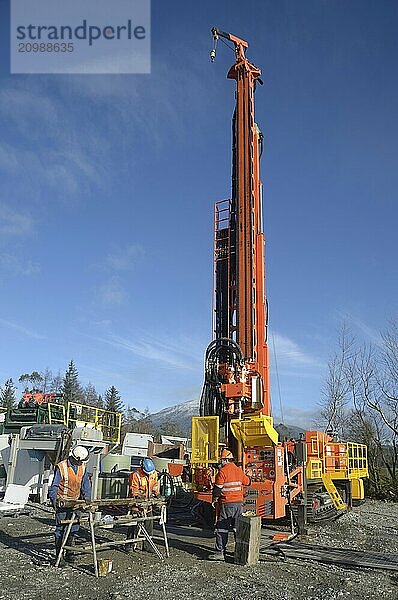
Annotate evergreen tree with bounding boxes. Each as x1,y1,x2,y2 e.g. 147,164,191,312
0,379,17,408
104,386,124,414
62,360,83,404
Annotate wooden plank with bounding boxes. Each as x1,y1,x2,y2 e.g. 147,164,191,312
59,497,165,510
234,515,261,566
89,511,99,577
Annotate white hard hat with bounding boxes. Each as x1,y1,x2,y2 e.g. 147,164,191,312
70,445,89,462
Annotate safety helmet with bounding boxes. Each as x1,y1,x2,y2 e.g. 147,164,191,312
141,458,156,474
70,445,89,462
220,449,234,460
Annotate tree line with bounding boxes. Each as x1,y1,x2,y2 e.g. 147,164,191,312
0,359,182,442
0,359,124,413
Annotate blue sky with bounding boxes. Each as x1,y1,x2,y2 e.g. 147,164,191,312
0,1,397,427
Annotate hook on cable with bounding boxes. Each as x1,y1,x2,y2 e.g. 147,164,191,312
210,27,218,62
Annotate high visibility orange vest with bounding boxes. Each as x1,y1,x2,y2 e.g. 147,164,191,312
129,468,159,499
57,460,86,500
214,462,250,504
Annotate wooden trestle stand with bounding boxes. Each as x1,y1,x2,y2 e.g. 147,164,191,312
54,497,169,577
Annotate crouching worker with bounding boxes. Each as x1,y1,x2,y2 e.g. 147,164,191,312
126,458,159,552
208,449,251,561
48,445,91,566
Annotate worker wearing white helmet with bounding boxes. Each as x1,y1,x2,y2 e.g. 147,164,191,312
48,445,91,566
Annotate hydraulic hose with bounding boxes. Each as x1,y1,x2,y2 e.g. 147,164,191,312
199,337,244,424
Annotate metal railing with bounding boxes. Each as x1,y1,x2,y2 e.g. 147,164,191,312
46,402,67,425
66,402,122,443
305,434,368,482
323,442,368,480
347,442,368,478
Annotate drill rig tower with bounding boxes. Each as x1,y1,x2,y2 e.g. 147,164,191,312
192,28,368,524
200,28,275,462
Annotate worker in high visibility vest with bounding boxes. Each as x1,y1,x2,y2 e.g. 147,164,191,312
126,458,159,553
208,449,251,561
129,458,160,499
48,445,91,566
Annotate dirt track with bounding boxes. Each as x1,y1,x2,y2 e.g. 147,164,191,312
0,499,397,600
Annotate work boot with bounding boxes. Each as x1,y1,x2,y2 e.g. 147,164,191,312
55,538,66,567
208,551,225,561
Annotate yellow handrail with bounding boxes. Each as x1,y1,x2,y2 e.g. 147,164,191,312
66,402,122,443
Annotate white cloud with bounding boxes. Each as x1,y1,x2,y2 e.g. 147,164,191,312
0,143,19,171
0,203,34,237
342,313,382,346
99,277,127,305
91,319,112,329
271,332,323,369
104,244,145,272
81,329,200,371
60,56,210,147
0,253,40,276
78,363,124,389
0,318,45,340
0,55,209,220
0,87,59,135
108,332,199,370
0,83,105,208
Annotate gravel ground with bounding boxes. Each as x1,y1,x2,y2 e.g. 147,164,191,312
0,500,397,600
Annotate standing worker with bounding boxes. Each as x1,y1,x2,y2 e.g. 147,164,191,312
127,458,159,552
208,449,250,561
48,445,91,565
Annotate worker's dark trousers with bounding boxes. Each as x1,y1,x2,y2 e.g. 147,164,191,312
128,518,154,551
214,502,242,553
54,508,81,540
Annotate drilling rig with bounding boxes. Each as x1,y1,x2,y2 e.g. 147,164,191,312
191,28,368,525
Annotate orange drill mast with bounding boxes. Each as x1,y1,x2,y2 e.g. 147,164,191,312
201,29,270,455
195,30,368,523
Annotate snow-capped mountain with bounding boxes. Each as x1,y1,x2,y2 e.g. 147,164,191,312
149,398,199,435
147,399,304,439
126,406,148,421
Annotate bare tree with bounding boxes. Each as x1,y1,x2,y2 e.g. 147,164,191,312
41,368,53,394
316,324,355,436
83,382,100,407
51,371,63,393
320,319,398,499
